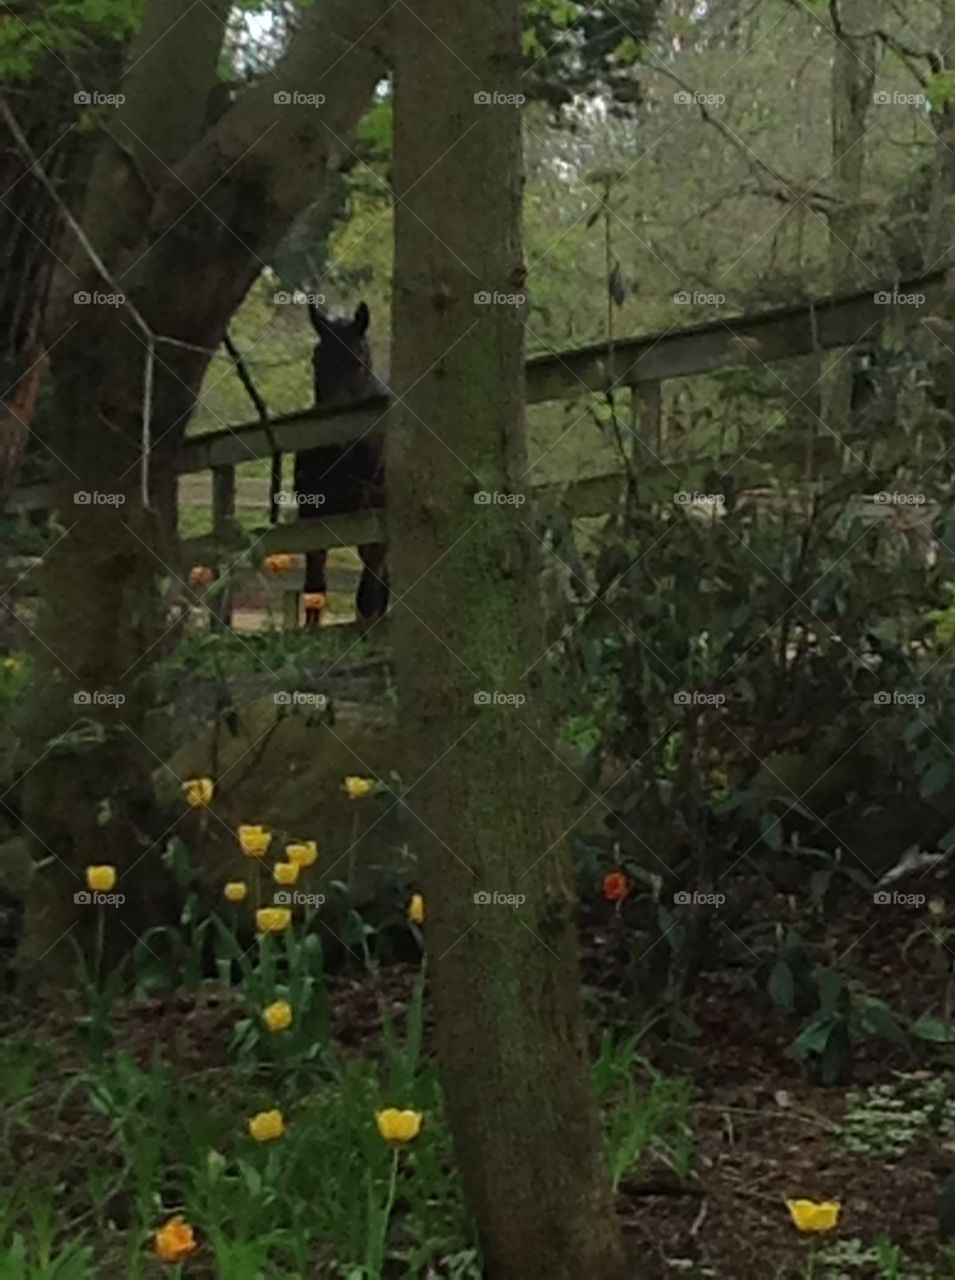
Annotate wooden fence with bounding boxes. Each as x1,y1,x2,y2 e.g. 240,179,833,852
6,269,949,624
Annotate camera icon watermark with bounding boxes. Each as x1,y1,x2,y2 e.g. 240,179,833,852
73,490,125,506
674,491,725,508
273,291,326,305
873,690,925,707
473,890,526,906
872,90,925,107
74,90,125,107
873,490,925,505
74,690,126,707
873,890,925,906
273,91,325,107
474,690,526,707
473,491,525,506
672,290,725,306
673,690,725,707
73,290,124,307
74,890,125,906
273,691,326,708
274,891,325,906
473,290,526,306
874,291,925,306
474,91,525,107
673,90,725,107
281,490,326,508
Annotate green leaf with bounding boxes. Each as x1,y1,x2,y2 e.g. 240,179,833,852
912,1016,955,1043
920,758,951,799
760,810,783,852
768,960,795,1012
791,1015,833,1060
927,70,955,111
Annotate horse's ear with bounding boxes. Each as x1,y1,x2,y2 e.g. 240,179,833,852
354,301,370,334
308,302,329,335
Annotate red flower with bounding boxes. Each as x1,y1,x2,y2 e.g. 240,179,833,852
601,871,630,903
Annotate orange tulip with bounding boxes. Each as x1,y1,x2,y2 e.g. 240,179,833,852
601,871,630,904
265,553,294,575
189,564,214,587
153,1215,197,1263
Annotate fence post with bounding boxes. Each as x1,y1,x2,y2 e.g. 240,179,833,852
211,464,236,629
630,380,663,465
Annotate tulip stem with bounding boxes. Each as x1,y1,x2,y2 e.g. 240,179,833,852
347,809,359,897
367,1148,399,1277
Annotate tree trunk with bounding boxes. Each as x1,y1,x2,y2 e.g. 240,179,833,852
822,0,875,460
17,0,388,980
388,5,626,1277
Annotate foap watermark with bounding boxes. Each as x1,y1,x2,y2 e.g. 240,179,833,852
673,290,725,307
474,291,526,306
474,690,526,707
74,90,125,107
473,491,525,506
74,690,126,707
873,490,926,506
873,690,925,707
273,91,326,107
873,90,926,107
74,291,125,307
874,291,925,306
74,890,125,906
74,490,125,506
274,891,325,906
474,91,525,107
873,890,925,907
276,490,326,508
674,891,725,907
474,890,526,907
274,691,326,708
674,90,725,107
674,491,724,508
273,291,326,306
673,690,725,707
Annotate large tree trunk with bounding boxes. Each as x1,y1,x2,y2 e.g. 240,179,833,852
388,5,626,1277
822,0,876,461
17,0,387,980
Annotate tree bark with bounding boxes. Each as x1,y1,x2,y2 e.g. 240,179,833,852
18,0,388,979
388,5,626,1277
822,0,876,460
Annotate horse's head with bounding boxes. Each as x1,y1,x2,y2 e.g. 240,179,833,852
309,301,383,406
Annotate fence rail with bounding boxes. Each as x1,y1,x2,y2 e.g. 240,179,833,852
5,270,948,624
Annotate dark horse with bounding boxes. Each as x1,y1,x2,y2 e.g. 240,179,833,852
293,302,389,628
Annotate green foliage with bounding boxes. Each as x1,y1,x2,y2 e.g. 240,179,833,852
0,0,140,80
592,1031,693,1189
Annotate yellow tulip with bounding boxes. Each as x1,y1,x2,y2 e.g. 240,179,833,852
85,865,117,892
238,825,272,858
182,777,214,808
248,1109,285,1142
343,775,374,801
273,861,300,885
262,1000,293,1032
285,840,318,868
153,1215,197,1263
376,1108,423,1144
264,553,294,575
3,655,22,675
407,894,425,925
256,907,292,934
785,1199,841,1234
223,881,248,903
